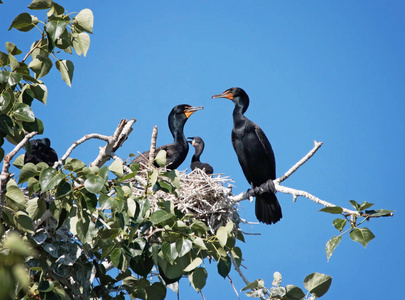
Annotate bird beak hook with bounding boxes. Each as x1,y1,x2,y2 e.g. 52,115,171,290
211,90,233,100
184,106,203,118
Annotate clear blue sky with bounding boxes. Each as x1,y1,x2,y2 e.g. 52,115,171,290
2,1,404,299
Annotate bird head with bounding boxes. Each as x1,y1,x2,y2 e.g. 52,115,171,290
187,136,204,148
211,87,249,113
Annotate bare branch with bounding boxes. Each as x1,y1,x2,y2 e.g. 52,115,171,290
53,119,135,169
275,140,323,184
0,131,37,183
149,126,158,164
91,118,136,168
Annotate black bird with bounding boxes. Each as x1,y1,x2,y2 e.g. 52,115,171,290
134,104,203,170
24,138,58,167
212,87,282,225
187,136,214,175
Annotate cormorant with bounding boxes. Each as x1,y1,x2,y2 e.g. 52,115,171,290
187,136,214,174
133,104,203,170
24,138,58,166
212,87,282,225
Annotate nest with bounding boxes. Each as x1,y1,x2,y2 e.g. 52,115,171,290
131,167,241,234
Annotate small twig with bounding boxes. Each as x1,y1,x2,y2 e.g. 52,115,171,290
230,253,266,300
0,132,37,218
22,31,45,63
149,126,158,164
227,275,239,297
275,140,323,184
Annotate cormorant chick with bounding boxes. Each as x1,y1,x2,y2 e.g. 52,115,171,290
187,136,214,175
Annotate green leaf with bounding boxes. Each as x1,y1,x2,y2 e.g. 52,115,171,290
13,154,25,169
188,267,207,292
8,54,20,71
23,118,44,134
72,32,90,57
74,8,94,33
110,248,122,268
0,92,11,113
84,174,105,194
13,103,35,122
14,211,34,233
176,238,192,257
155,150,167,167
18,163,37,184
217,255,231,278
332,218,347,232
285,285,306,300
303,272,332,298
319,206,343,214
3,232,33,256
145,282,166,300
192,237,207,250
350,227,375,248
216,225,228,248
5,184,26,210
150,210,175,225
26,197,46,221
109,158,124,178
64,158,86,171
326,236,342,261
365,209,394,217
349,200,361,211
358,201,374,211
55,59,74,87
8,13,38,32
0,51,8,66
49,2,65,16
28,0,52,10
161,242,178,264
184,257,202,272
6,42,22,55
28,55,53,79
241,279,264,291
38,168,59,191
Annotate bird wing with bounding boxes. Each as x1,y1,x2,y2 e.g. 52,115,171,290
254,124,276,178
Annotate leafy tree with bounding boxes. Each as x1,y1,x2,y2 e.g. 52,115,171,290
0,1,393,299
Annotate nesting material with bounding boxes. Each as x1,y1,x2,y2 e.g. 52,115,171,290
132,167,240,234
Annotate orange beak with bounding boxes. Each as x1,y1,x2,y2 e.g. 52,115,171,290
211,90,233,100
184,106,203,118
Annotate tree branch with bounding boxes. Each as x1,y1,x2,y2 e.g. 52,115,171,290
275,140,323,184
0,132,37,218
148,125,158,164
228,140,374,217
53,119,135,169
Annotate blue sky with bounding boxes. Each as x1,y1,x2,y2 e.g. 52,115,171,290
2,1,405,299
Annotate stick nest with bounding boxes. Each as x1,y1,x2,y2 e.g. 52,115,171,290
132,167,241,234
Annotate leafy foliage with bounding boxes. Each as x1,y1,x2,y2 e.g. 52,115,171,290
0,1,392,299
321,200,393,261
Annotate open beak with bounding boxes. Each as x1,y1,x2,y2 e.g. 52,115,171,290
184,106,203,118
187,137,194,144
211,90,233,100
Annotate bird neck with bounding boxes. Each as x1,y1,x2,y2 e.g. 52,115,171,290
192,147,202,162
232,105,248,128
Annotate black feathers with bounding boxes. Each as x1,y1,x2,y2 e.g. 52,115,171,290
24,138,58,167
187,136,214,174
133,105,203,170
212,87,282,225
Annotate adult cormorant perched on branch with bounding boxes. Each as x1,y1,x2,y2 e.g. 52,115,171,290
212,87,282,225
24,138,58,166
187,136,214,174
134,104,203,170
